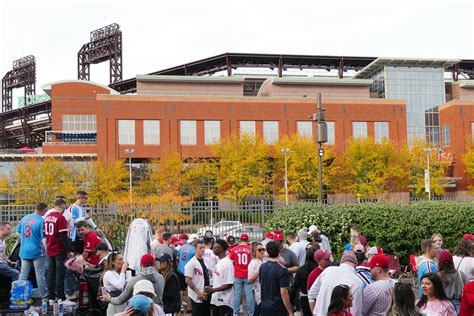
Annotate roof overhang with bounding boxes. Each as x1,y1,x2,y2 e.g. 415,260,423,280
136,75,245,84
354,57,462,79
41,80,119,96
271,77,372,86
458,80,474,89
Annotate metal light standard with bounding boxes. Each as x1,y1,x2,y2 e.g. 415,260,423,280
423,147,437,201
125,148,135,205
281,148,290,205
310,93,327,203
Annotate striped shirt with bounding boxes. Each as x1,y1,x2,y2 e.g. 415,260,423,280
356,266,373,288
362,278,397,316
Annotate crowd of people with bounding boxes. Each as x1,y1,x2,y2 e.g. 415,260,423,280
0,191,473,316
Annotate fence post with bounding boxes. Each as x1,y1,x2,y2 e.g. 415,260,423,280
261,199,265,228
190,201,193,233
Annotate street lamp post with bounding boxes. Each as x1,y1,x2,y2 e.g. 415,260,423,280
423,147,437,201
281,148,290,205
125,149,135,205
310,93,327,203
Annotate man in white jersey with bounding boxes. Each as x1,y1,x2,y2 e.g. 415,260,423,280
362,254,397,316
203,236,218,283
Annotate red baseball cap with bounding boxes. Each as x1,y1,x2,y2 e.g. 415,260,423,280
463,233,473,241
273,231,284,241
439,250,453,264
314,249,331,262
179,233,188,240
140,254,155,267
240,234,249,241
369,254,390,269
265,232,273,239
170,236,179,244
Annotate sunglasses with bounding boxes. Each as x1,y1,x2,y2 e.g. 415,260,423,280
257,248,266,252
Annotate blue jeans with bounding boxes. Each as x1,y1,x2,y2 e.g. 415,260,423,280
233,277,254,316
0,262,19,280
20,257,48,299
64,268,79,296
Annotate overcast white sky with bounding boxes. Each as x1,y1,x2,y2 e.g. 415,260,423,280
1,0,473,105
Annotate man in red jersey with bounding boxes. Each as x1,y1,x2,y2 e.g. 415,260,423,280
229,233,254,316
44,198,70,301
76,221,102,265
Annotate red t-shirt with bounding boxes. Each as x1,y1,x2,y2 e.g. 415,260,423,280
44,212,69,257
83,231,102,265
229,244,252,278
460,280,474,316
307,266,324,290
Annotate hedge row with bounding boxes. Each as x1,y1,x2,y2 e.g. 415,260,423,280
264,201,473,261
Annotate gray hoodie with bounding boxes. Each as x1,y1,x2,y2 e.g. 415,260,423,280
110,267,165,307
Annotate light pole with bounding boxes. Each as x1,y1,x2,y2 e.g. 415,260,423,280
125,148,135,205
310,93,327,203
423,147,437,201
281,148,290,205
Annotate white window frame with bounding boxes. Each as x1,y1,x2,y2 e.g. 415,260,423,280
375,122,389,144
180,120,197,145
62,115,97,132
118,120,135,145
240,121,256,138
204,121,221,145
442,124,450,147
297,121,313,139
143,120,160,145
352,121,368,139
263,121,279,144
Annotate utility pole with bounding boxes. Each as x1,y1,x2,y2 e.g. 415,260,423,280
423,147,437,201
281,148,290,205
125,148,135,206
310,93,327,203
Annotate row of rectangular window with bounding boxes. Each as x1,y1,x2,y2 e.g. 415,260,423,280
117,120,389,145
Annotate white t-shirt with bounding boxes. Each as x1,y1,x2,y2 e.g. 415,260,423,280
211,256,234,308
453,255,474,283
203,248,219,280
248,258,263,304
184,256,205,303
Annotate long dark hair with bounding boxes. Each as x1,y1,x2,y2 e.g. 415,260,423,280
416,273,450,308
386,282,421,316
328,285,351,314
100,252,121,286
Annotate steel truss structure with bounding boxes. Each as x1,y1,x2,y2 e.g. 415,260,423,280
2,55,36,113
78,23,123,84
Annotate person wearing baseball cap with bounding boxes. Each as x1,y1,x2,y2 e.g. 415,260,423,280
307,249,332,290
178,233,188,247
463,233,473,241
437,250,464,311
106,253,165,309
273,230,300,274
261,232,273,248
229,233,254,316
362,254,397,315
308,251,363,316
156,253,181,314
453,239,474,284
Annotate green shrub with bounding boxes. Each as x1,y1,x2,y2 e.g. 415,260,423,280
264,202,474,262
99,219,127,251
5,234,19,257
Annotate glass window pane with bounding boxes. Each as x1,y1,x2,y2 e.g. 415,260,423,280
144,120,160,145
352,122,367,139
205,121,221,145
240,121,256,138
118,120,135,145
263,121,279,144
375,122,389,144
327,122,335,145
180,120,197,145
297,121,312,139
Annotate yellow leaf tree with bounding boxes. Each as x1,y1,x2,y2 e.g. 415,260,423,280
83,160,128,204
211,134,272,203
3,158,77,204
328,138,408,198
182,159,218,200
408,139,448,197
274,135,335,200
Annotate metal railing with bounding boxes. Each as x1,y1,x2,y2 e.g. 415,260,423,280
44,130,97,145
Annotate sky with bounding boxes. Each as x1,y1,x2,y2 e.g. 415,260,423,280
1,0,474,106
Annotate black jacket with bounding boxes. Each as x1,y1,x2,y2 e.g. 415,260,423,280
289,261,318,303
162,272,181,313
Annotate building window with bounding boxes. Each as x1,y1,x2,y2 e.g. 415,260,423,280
240,121,256,137
118,120,135,145
442,124,450,147
180,120,197,145
297,121,312,139
263,121,279,144
143,120,160,145
62,115,96,131
205,121,221,144
352,122,368,139
375,122,389,144
327,122,335,145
